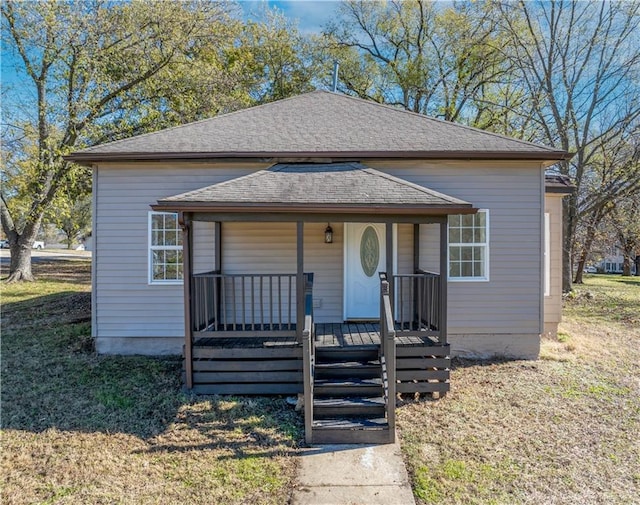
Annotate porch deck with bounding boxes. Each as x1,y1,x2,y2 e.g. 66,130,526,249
192,322,441,349
315,322,440,348
189,321,450,398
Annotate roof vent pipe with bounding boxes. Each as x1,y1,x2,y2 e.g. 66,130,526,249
332,61,339,92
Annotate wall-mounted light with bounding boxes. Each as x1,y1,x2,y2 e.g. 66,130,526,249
324,224,333,244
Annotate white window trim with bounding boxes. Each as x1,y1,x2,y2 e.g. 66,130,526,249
447,209,490,282
544,212,551,297
148,211,184,285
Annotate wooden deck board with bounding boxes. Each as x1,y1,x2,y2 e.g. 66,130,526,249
314,322,442,348
191,323,446,351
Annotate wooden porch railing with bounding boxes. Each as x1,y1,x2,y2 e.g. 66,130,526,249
393,270,444,343
380,273,396,443
191,272,311,337
302,273,314,444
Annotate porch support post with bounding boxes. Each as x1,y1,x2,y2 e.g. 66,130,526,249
413,223,420,324
180,212,194,389
386,222,394,307
439,219,448,344
296,221,304,342
214,221,222,272
413,223,420,272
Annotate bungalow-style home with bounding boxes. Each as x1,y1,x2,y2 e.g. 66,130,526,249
596,246,638,275
67,91,572,443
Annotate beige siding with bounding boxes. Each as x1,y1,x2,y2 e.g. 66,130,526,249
370,161,544,358
220,222,344,323
94,162,267,352
95,159,546,358
544,194,565,337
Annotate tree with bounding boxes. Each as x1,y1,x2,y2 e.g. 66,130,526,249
610,188,640,276
241,10,319,103
0,0,234,281
56,195,92,250
572,132,640,282
322,0,512,126
496,0,640,288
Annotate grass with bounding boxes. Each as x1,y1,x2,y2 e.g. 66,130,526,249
398,274,640,505
1,260,302,505
3,262,638,504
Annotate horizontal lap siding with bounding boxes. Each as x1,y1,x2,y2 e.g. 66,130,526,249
96,159,544,346
95,163,266,339
304,223,343,322
222,222,343,323
544,195,564,327
370,161,544,335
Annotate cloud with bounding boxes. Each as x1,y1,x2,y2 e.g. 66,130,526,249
240,0,343,35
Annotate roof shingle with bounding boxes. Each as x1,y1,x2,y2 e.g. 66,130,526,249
69,91,570,163
154,162,473,213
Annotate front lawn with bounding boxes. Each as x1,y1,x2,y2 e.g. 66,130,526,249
1,260,302,505
398,274,640,505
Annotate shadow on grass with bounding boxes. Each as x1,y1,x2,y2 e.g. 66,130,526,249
1,291,303,456
612,277,640,286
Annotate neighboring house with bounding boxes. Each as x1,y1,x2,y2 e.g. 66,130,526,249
67,91,571,443
597,247,637,275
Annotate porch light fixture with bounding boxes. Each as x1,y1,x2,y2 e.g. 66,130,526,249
324,224,333,244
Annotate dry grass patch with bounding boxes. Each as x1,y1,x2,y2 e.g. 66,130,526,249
398,275,640,505
1,260,302,505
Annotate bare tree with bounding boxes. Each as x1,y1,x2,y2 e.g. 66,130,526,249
610,187,640,276
322,0,511,125
497,0,640,289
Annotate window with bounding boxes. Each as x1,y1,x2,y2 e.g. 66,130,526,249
448,210,489,281
149,212,183,284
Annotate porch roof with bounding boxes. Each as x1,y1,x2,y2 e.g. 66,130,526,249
152,162,475,216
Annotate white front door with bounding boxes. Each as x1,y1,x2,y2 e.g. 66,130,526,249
344,223,390,320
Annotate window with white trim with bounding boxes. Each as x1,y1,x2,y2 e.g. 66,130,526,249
448,210,489,281
149,211,183,284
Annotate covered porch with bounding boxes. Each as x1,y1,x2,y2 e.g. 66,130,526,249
153,162,476,443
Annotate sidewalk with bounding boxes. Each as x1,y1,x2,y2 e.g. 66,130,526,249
291,439,416,505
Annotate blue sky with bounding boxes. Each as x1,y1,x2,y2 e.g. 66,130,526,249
240,0,342,33
0,0,345,123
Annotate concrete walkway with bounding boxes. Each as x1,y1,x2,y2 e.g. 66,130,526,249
291,439,416,505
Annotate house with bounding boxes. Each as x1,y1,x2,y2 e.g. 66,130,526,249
67,91,571,443
597,247,637,275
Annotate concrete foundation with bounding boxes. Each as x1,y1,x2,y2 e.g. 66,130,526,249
95,336,182,355
449,333,541,360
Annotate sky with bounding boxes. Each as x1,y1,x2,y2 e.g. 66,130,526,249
0,1,343,110
240,0,343,34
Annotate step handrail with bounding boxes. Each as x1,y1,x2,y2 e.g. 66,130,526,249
302,273,314,444
380,273,396,443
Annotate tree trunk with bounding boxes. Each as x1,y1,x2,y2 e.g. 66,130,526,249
1,203,42,283
562,197,574,292
621,241,635,276
6,243,34,282
573,208,605,285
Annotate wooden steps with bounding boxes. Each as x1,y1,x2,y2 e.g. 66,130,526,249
314,378,383,397
311,345,392,444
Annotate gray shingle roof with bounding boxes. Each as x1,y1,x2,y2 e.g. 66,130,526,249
69,90,570,163
545,174,575,194
154,162,473,214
